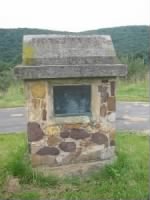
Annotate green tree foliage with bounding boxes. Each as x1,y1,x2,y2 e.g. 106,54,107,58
0,28,70,63
120,56,148,81
0,70,14,95
83,25,150,63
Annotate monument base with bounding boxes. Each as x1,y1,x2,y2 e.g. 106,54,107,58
34,155,117,177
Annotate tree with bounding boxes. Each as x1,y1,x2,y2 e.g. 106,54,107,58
0,70,13,95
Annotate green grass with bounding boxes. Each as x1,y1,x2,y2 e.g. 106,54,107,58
13,191,40,200
0,83,25,108
0,132,149,199
117,79,149,102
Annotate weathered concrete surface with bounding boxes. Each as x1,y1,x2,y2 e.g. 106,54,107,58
0,102,149,133
35,155,116,177
15,64,127,79
22,35,118,65
14,35,127,80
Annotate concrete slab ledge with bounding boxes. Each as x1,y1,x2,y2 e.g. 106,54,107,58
14,64,127,80
34,156,117,177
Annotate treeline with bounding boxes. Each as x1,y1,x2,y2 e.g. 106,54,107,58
83,25,150,64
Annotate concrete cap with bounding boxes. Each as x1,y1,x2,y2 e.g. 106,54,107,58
15,35,128,79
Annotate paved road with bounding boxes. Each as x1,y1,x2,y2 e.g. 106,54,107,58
0,102,149,133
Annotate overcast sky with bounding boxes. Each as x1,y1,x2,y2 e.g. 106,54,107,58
0,0,149,32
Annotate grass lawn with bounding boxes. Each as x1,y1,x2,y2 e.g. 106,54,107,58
0,83,25,108
116,79,149,102
0,79,149,108
0,132,149,199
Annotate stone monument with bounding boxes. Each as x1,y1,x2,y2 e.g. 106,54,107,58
15,35,127,176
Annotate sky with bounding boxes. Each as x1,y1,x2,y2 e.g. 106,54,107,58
0,0,149,32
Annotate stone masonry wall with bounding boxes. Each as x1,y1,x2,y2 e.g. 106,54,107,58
25,79,116,167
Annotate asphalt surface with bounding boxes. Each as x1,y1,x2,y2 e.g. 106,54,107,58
0,102,149,133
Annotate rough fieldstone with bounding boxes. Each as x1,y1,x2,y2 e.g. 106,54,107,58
70,128,90,140
37,146,59,155
100,147,115,160
110,140,115,146
42,109,47,121
47,135,61,146
31,154,56,167
56,152,76,165
63,123,83,129
91,132,108,146
28,143,31,153
107,112,115,122
95,123,101,129
76,145,105,162
41,101,46,109
102,80,108,83
100,104,107,117
32,98,40,109
45,126,60,136
99,86,109,103
107,97,116,111
59,142,76,152
110,81,115,96
31,82,46,98
80,139,92,148
60,130,70,138
109,130,115,140
27,122,44,142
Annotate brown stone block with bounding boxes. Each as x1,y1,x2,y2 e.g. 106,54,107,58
45,126,60,136
41,100,46,109
91,132,108,146
110,81,115,96
100,147,115,160
80,138,92,148
31,154,56,167
110,140,115,146
32,98,40,109
109,130,115,140
31,82,46,98
42,109,47,121
60,130,70,138
63,123,83,129
102,80,108,83
37,146,59,156
59,142,76,152
107,97,116,111
47,135,61,146
100,104,107,117
95,123,101,129
56,148,82,165
76,145,105,162
28,143,31,153
27,122,44,142
70,128,90,140
99,85,109,103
